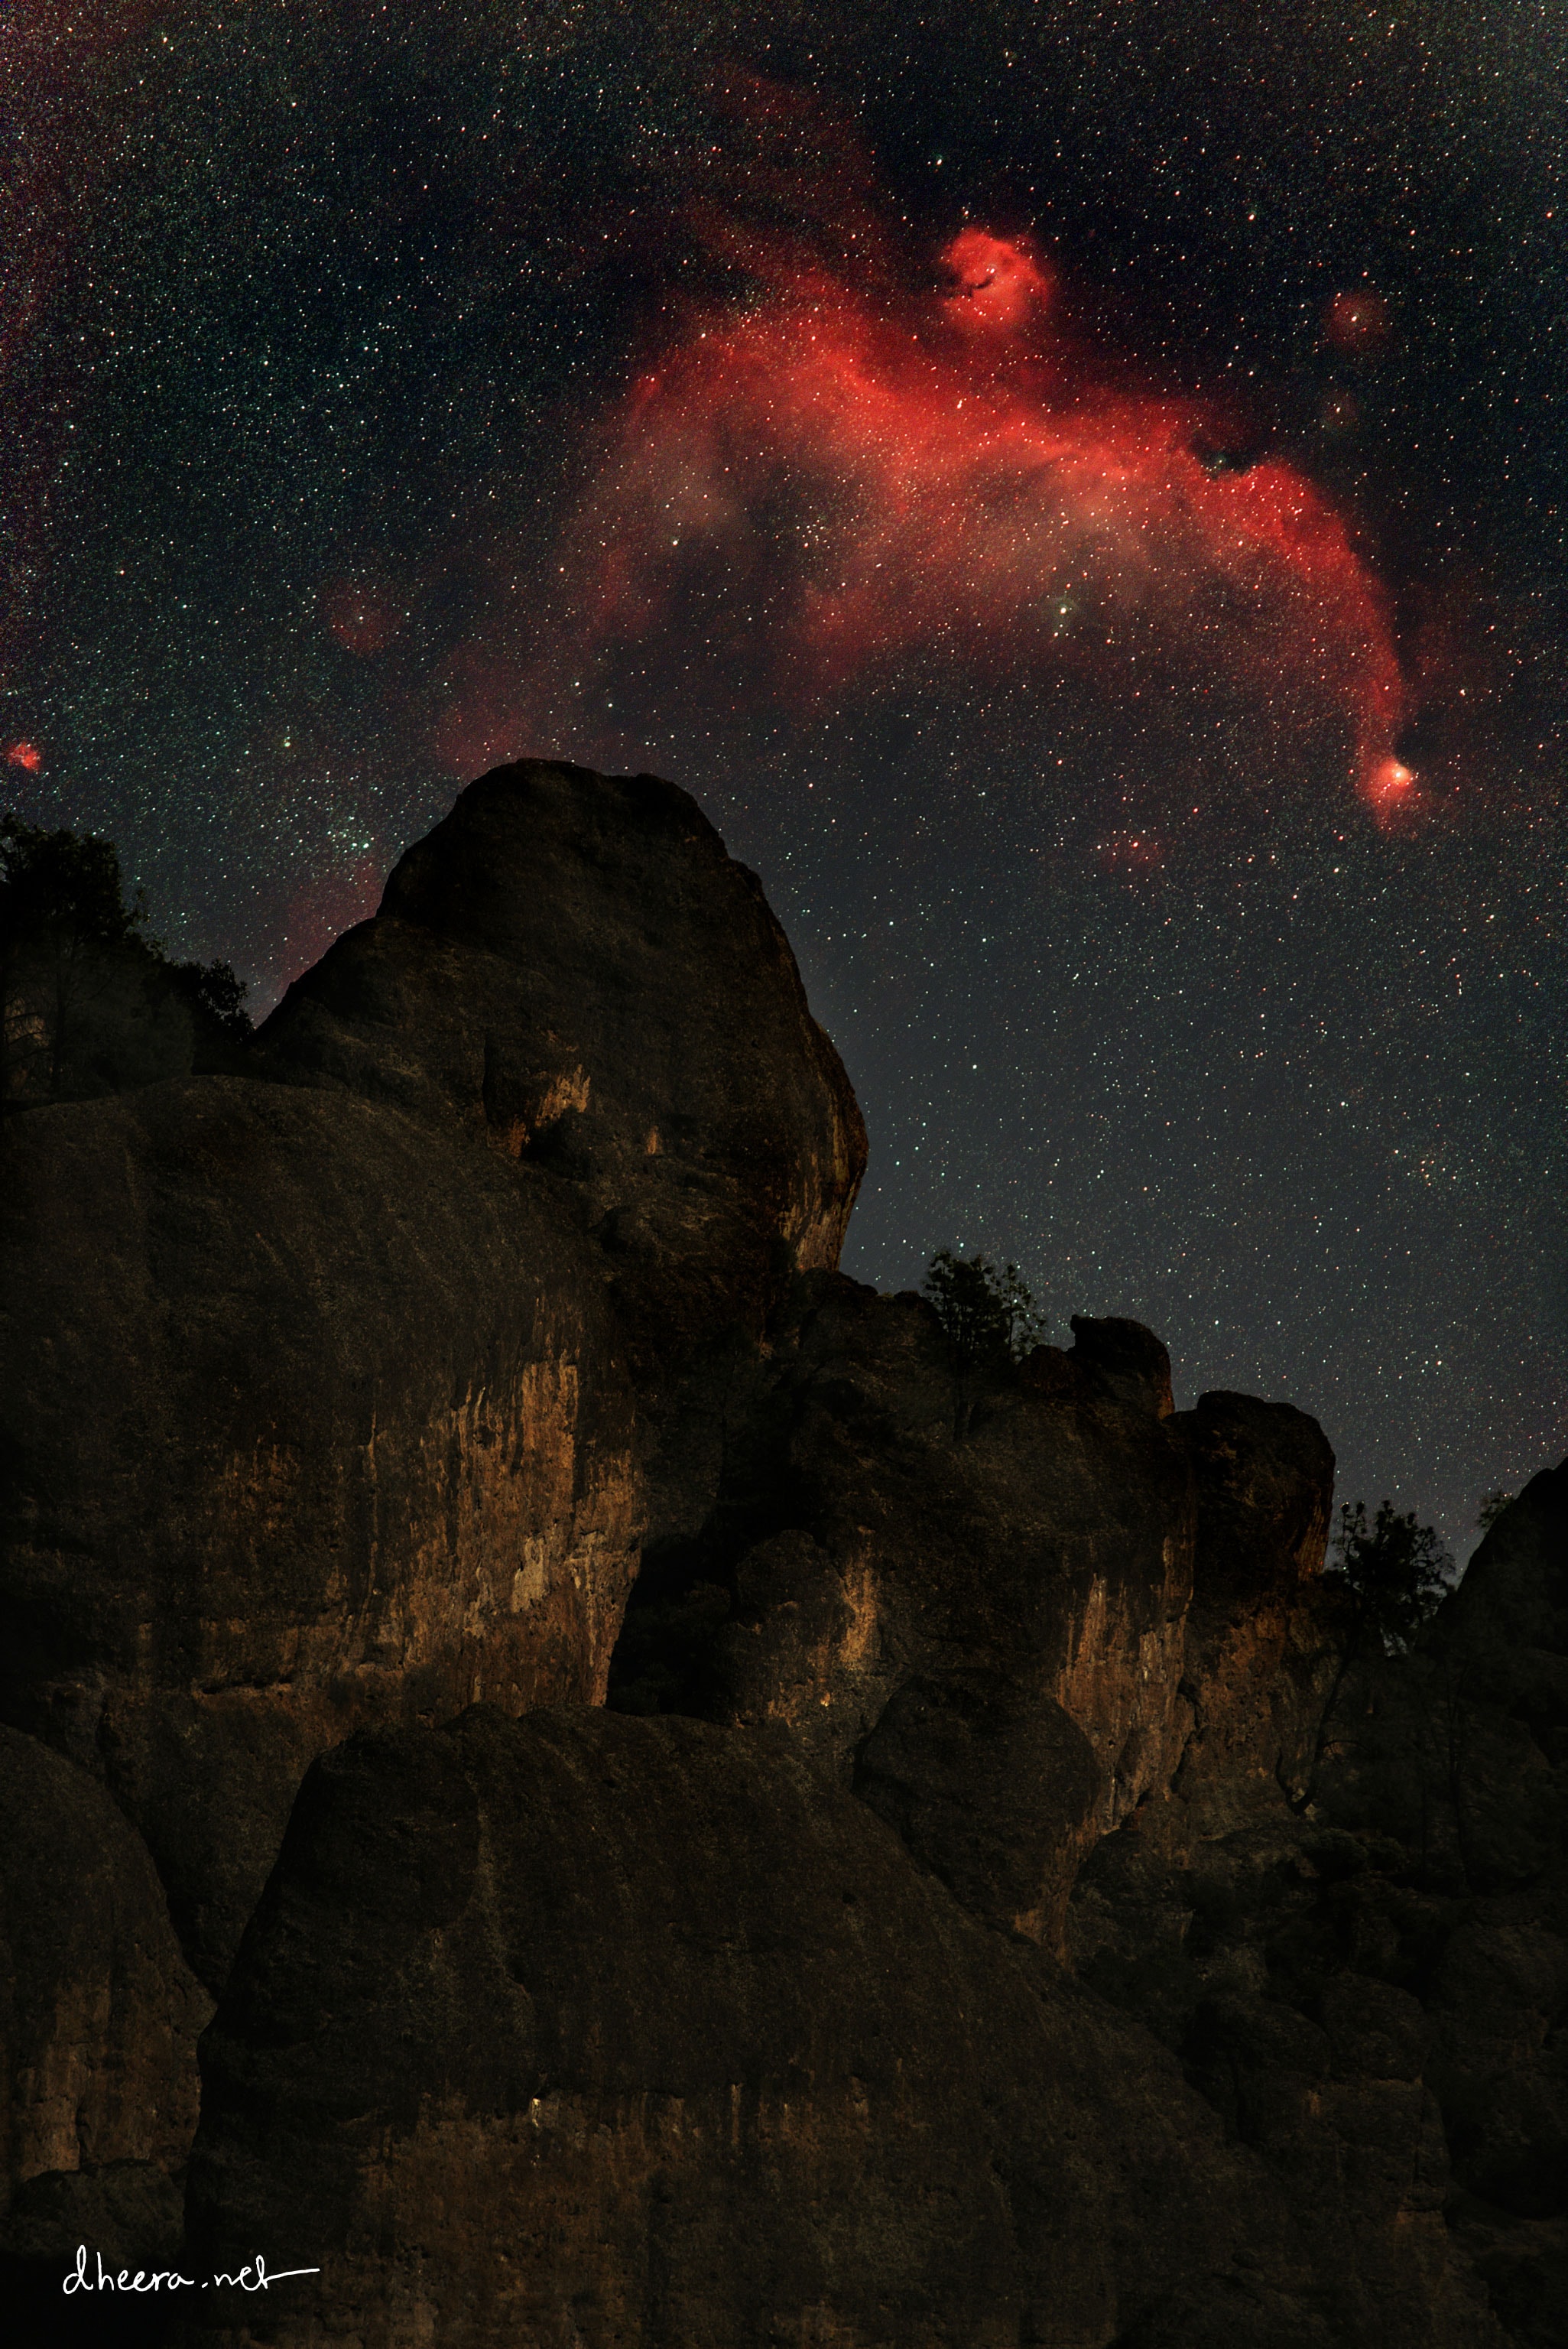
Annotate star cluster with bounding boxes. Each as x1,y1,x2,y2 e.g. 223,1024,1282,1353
2,0,1564,1552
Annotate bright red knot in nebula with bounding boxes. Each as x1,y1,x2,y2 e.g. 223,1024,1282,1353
445,222,1411,820
5,741,43,773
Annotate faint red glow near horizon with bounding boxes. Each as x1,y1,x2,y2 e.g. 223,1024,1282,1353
6,740,43,772
437,197,1414,824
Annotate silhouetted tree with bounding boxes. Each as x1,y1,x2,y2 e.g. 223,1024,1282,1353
923,1249,1043,1441
1,815,147,1102
1299,1496,1455,1811
1,813,250,1106
167,956,253,1039
1475,1487,1514,1536
1326,1498,1454,1655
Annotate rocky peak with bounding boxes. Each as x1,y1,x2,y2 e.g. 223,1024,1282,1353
260,760,867,1363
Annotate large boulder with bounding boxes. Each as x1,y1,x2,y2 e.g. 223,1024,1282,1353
1366,1468,1568,2345
613,1278,1212,1947
1066,1471,1568,2349
177,1704,1349,2349
674,1278,1193,1799
0,1725,209,2210
1162,1390,1339,1839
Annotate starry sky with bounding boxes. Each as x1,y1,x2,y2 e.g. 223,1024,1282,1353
4,0,1565,1557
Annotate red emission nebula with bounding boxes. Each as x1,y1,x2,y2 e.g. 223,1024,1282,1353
438,211,1414,822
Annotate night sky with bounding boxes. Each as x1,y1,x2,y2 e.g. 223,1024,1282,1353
5,2,1565,1557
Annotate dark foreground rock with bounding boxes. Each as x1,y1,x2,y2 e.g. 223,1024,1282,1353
0,1725,209,2344
612,1277,1339,1953
0,1727,209,2201
1065,1468,1568,2349
0,759,1561,2345
0,2158,187,2349
0,928,250,1114
1315,1467,1568,2347
180,1704,1370,2349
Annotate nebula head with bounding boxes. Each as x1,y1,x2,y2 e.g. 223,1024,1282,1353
940,228,1055,336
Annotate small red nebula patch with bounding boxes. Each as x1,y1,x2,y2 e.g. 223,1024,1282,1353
1324,291,1391,354
320,580,403,657
1098,832,1165,876
5,740,43,772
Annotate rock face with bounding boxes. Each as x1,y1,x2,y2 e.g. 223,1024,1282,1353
612,1281,1333,1951
1164,1389,1341,1839
179,1705,1333,2349
0,1077,641,1990
1061,1468,1568,2349
1313,1467,1568,2347
0,1721,208,2340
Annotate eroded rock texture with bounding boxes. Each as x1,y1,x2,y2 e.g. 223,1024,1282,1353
1063,1470,1568,2349
584,1269,1527,2341
0,1727,209,2198
1313,1467,1568,2346
612,1279,1326,1951
0,1724,207,2337
0,1078,641,1990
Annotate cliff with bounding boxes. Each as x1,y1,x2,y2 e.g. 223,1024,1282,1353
0,759,1560,2346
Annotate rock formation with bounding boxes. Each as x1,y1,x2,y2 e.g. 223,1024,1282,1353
0,1726,208,2344
259,762,865,1479
0,1076,642,1989
0,756,1561,2345
0,762,862,1993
